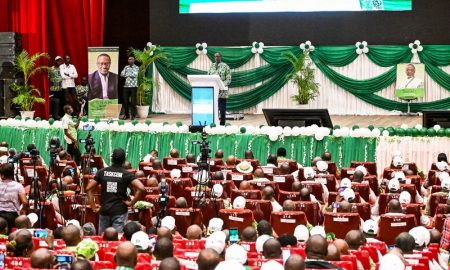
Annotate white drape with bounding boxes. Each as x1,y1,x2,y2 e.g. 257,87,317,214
152,52,450,115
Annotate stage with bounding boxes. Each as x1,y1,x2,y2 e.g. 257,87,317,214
147,114,423,128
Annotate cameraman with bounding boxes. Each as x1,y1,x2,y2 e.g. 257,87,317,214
86,148,145,234
62,105,82,165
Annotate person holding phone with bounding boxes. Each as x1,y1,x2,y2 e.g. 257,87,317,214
0,163,28,232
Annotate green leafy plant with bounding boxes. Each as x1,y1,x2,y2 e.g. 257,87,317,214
285,52,319,105
130,44,166,106
10,50,48,111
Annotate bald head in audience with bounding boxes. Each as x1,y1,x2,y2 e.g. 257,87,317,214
279,162,290,175
154,237,174,260
321,152,332,161
186,153,196,164
215,149,224,159
282,200,296,211
152,159,162,170
103,227,119,241
263,238,282,259
300,187,311,201
305,235,328,260
253,168,265,179
345,230,366,250
326,243,341,261
186,225,202,240
352,171,364,183
395,232,415,254
160,257,181,270
262,186,275,201
70,260,93,270
213,171,224,180
333,239,349,255
197,248,220,270
175,197,188,208
31,248,54,268
15,215,31,229
292,181,302,192
170,149,179,158
241,226,258,242
429,229,441,244
239,180,251,190
62,225,82,247
226,155,236,166
115,241,138,268
157,226,173,240
338,201,352,213
387,199,403,213
284,254,305,270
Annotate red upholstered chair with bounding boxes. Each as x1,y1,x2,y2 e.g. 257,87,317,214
226,172,253,186
283,246,306,258
328,192,361,205
271,211,308,235
341,167,356,180
349,250,371,270
210,180,236,199
364,175,380,196
5,257,31,269
351,183,370,202
323,212,361,239
378,214,417,245
434,214,446,231
279,160,298,173
247,258,284,268
330,260,353,270
208,158,225,172
269,174,295,191
315,175,338,192
147,169,171,181
430,185,442,194
300,181,324,202
367,241,387,256
173,238,206,250
382,168,404,179
128,208,153,229
378,193,401,215
168,178,193,198
428,193,448,217
90,261,115,270
19,157,42,176
260,166,280,176
278,190,300,202
426,170,441,187
184,186,211,206
381,184,416,203
352,202,371,221
246,199,273,222
360,245,379,263
326,162,338,176
430,162,450,171
145,186,160,195
231,189,261,201
236,159,260,172
97,241,121,260
163,157,186,170
403,203,422,225
216,165,237,173
144,194,176,216
240,241,257,252
350,162,377,176
293,201,321,226
139,161,152,170
177,164,198,178
402,162,418,174
341,254,358,270
219,209,254,232
23,165,48,191
168,208,203,237
200,198,225,225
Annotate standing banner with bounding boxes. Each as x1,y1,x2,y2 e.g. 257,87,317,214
87,47,121,119
395,63,425,100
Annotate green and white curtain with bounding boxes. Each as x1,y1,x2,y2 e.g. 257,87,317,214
151,45,450,115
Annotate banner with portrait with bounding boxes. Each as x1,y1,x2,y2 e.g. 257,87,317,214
87,47,121,119
395,63,425,100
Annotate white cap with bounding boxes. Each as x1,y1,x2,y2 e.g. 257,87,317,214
212,184,224,198
215,261,246,270
233,196,246,209
205,231,226,254
316,161,328,172
399,191,412,204
409,226,430,247
236,161,253,174
388,178,400,192
256,235,272,253
55,56,62,61
393,171,406,181
303,167,315,179
342,188,356,202
340,178,352,189
67,219,82,231
310,226,326,238
161,216,176,231
355,165,368,176
436,161,448,172
27,213,38,227
261,260,284,270
392,156,404,167
379,254,405,270
208,218,224,233
294,225,309,242
131,231,151,251
170,169,181,179
225,244,247,265
363,219,378,235
441,177,450,191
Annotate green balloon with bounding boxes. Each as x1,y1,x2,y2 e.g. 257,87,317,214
131,119,139,126
48,118,55,125
446,128,450,137
333,125,341,130
81,116,88,122
367,125,374,131
387,127,395,135
118,119,125,125
411,128,418,137
176,121,183,127
94,117,101,124
34,117,41,121
145,119,152,125
15,115,21,120
427,128,436,137
405,128,412,136
378,127,385,134
225,122,231,126
395,128,405,136
240,127,246,134
437,129,446,137
352,125,359,130
419,128,428,136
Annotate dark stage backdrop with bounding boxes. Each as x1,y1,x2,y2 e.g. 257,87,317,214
144,0,450,46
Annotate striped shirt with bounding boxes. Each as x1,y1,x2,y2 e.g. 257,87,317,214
0,179,24,213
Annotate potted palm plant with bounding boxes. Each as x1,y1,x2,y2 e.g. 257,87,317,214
10,50,48,119
131,43,165,119
285,52,319,105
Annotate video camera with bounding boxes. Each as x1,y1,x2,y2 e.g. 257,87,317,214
48,137,61,161
192,131,211,167
159,178,169,208
79,124,95,153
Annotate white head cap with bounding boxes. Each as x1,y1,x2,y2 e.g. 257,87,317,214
225,244,247,265
261,260,284,270
161,216,176,231
256,235,272,253
310,226,326,238
379,254,405,270
340,178,352,189
304,167,315,179
441,177,450,191
393,156,404,167
212,184,224,198
388,178,400,192
233,196,247,209
393,171,406,182
399,191,412,204
208,218,224,233
342,188,356,203
436,161,448,172
316,161,328,172
409,226,429,248
355,165,368,176
215,261,246,270
363,219,378,236
131,231,151,251
294,224,310,242
170,169,181,179
205,231,226,254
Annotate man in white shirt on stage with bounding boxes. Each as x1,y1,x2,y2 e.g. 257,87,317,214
397,63,424,89
60,55,79,115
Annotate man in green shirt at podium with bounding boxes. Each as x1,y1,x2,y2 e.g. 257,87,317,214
208,52,231,126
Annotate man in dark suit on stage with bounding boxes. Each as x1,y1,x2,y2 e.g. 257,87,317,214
88,53,118,100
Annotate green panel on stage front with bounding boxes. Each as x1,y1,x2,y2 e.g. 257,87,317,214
395,88,425,100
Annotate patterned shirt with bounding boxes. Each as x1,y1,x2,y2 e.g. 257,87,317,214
120,64,139,88
0,179,25,213
48,65,62,91
208,62,231,98
441,217,450,250
76,85,89,97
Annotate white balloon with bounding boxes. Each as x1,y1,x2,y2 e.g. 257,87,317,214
283,126,292,136
341,127,350,137
382,130,390,137
433,124,441,131
415,124,423,130
268,133,278,141
251,47,257,53
371,128,381,137
400,124,408,129
314,133,325,141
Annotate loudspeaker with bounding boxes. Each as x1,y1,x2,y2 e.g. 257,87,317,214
0,79,17,117
0,32,21,80
263,108,333,128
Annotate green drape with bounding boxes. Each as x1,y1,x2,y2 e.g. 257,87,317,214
0,126,376,169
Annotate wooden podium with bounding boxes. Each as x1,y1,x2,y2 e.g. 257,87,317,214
187,75,225,126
